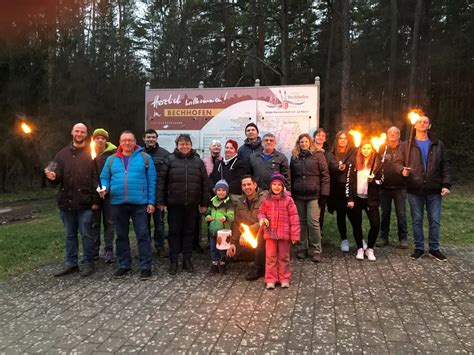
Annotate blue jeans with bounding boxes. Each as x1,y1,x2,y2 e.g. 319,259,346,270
59,209,94,267
209,233,226,263
380,188,408,241
92,196,115,255
112,204,152,270
148,209,165,249
407,193,442,251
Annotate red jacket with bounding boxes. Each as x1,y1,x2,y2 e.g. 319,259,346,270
258,191,300,243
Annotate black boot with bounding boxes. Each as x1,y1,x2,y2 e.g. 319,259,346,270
169,260,178,275
182,258,194,273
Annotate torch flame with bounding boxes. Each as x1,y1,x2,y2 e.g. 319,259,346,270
371,133,387,153
408,110,421,125
240,223,258,248
21,122,32,134
349,130,362,148
90,139,97,160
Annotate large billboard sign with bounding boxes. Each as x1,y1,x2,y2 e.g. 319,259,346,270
145,83,319,158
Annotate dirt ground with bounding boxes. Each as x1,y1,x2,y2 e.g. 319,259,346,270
0,198,55,225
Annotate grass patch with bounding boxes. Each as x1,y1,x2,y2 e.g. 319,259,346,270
0,188,56,203
0,184,473,281
0,209,64,280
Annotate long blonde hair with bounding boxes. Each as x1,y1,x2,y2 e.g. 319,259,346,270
292,133,316,158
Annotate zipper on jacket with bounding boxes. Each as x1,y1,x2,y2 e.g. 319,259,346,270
185,157,188,205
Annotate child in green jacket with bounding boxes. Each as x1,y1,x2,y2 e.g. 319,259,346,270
205,180,234,273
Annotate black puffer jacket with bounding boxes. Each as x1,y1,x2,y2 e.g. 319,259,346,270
290,150,330,200
327,148,355,212
346,157,382,209
237,137,263,162
51,144,98,210
157,149,209,207
394,136,451,195
209,156,248,195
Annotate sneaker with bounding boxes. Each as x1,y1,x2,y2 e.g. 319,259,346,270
140,269,152,280
113,268,131,278
80,264,94,277
356,248,364,260
296,250,307,260
340,239,350,253
281,282,290,288
411,249,424,260
365,248,376,261
104,251,114,264
376,239,389,247
54,266,79,277
429,250,447,262
399,240,409,249
245,268,264,281
266,283,275,290
362,239,368,250
210,264,219,274
311,253,322,263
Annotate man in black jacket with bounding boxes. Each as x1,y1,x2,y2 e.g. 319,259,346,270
143,128,170,258
395,115,452,261
377,126,408,249
237,122,263,161
45,123,99,277
157,134,209,275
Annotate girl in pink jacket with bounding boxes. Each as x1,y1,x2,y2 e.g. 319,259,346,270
258,173,300,289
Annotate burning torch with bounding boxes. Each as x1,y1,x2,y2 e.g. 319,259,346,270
370,133,387,175
343,130,362,165
240,223,259,248
90,139,103,190
405,110,421,168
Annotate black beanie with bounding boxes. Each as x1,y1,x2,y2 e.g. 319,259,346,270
245,122,259,134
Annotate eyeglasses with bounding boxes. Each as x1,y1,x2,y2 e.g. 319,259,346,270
120,139,135,143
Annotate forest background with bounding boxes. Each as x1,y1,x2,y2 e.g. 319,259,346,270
0,0,472,191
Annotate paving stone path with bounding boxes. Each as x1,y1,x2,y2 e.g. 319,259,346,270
0,245,472,354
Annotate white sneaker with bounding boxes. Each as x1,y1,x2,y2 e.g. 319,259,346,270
266,283,275,290
341,239,350,253
281,282,290,288
365,248,376,261
356,248,364,260
362,239,368,250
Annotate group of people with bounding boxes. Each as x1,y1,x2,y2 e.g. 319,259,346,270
46,114,451,290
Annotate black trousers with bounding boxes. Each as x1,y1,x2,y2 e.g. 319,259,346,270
167,205,198,262
347,197,380,249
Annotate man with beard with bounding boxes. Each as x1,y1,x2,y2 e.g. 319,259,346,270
45,123,99,277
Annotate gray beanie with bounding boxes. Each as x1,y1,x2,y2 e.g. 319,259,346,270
214,179,229,192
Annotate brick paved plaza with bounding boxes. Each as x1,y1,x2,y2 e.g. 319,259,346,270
0,246,472,354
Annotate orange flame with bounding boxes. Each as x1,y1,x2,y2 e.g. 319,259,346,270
90,139,97,160
408,111,421,125
349,130,362,148
240,223,258,248
371,133,387,153
21,122,32,134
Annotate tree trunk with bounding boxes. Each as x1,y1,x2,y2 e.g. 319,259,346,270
408,0,422,108
340,0,351,129
280,0,289,84
323,7,336,130
386,0,398,124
